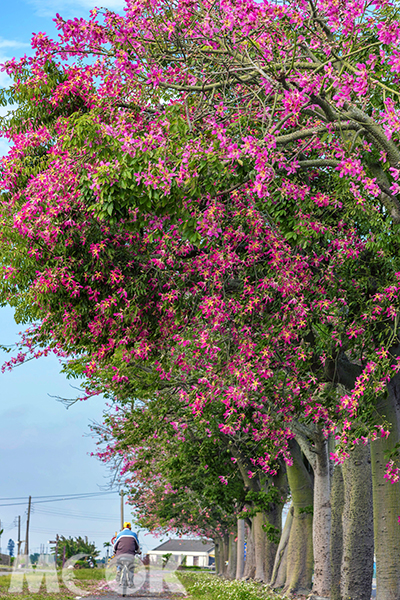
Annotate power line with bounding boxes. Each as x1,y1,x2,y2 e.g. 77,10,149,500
35,506,116,517
0,491,118,508
0,491,117,501
34,507,118,522
30,527,116,536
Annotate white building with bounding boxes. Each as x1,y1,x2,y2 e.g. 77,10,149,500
148,539,214,567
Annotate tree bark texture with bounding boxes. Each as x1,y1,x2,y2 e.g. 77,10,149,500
371,377,400,600
232,451,269,582
263,502,282,583
270,503,293,589
221,534,229,577
214,537,221,576
243,521,256,579
252,511,266,581
236,517,245,580
330,465,344,600
227,530,237,580
284,440,314,595
312,428,332,599
341,442,374,600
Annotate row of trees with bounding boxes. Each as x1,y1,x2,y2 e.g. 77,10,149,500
52,536,99,567
1,0,400,598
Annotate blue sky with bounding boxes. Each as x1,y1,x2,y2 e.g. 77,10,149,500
0,307,132,557
0,0,161,558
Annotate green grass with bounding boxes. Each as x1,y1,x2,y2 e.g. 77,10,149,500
178,565,210,571
0,567,107,599
178,572,288,600
71,567,106,580
0,566,289,600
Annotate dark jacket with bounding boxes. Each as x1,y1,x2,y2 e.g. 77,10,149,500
113,528,140,556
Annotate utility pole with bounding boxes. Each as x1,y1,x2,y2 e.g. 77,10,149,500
120,491,124,530
49,535,59,568
0,518,2,555
24,496,31,557
17,516,21,556
55,534,59,568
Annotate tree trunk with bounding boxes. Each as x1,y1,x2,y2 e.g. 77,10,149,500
371,378,400,600
285,507,313,595
221,534,229,577
330,465,344,600
243,521,256,579
214,537,221,575
284,440,314,595
252,511,266,581
236,518,245,579
231,451,270,582
312,428,331,599
264,502,282,583
227,530,237,580
341,442,374,600
270,503,293,589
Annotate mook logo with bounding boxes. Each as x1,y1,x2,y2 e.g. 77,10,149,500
8,553,186,596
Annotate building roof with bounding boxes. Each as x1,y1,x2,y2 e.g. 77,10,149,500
150,539,214,553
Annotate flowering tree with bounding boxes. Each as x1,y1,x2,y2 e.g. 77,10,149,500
93,387,290,580
2,0,400,597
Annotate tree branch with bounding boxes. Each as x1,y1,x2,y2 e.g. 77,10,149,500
297,159,340,169
275,122,359,145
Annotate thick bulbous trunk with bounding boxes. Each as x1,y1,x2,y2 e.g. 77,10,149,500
215,535,228,576
243,521,256,579
214,537,222,575
341,442,374,600
285,508,313,595
263,502,282,583
227,530,237,580
312,429,331,599
248,504,282,583
371,377,400,600
253,511,266,581
270,503,293,590
232,453,276,582
330,465,344,600
221,534,229,577
284,440,314,595
236,517,245,579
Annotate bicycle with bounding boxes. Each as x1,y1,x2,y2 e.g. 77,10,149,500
116,555,135,597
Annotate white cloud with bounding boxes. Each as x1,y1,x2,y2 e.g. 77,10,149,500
28,0,126,18
0,38,31,89
0,39,30,49
0,75,13,160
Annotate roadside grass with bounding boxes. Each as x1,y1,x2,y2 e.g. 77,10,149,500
73,567,106,580
0,566,290,600
177,572,288,600
0,567,107,599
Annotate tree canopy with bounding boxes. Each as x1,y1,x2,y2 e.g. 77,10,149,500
2,0,400,595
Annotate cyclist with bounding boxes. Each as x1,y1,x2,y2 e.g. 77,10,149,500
113,522,140,588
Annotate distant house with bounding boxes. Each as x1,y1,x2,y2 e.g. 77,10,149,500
148,539,215,567
0,553,10,566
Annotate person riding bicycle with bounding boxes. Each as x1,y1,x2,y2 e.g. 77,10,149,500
113,522,140,588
